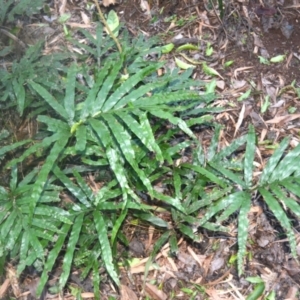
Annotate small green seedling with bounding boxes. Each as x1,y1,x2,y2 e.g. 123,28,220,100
270,54,286,63
106,10,119,37
238,89,251,101
205,42,213,56
246,277,265,300
162,43,175,53
261,95,270,113
258,56,270,65
175,57,195,69
224,60,234,68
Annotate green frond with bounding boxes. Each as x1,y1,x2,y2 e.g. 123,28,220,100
93,210,120,286
259,187,297,258
244,125,256,187
59,213,84,290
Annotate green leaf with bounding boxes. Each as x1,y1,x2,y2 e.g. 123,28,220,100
93,210,120,285
202,62,223,79
38,115,70,132
75,125,86,151
6,222,23,251
244,125,255,187
150,110,196,140
259,137,289,185
117,111,163,162
209,161,247,188
175,57,196,70
270,142,300,182
53,166,91,208
59,213,84,289
182,163,227,188
80,60,113,120
29,81,68,120
216,191,247,223
92,58,124,115
34,206,72,224
1,210,17,241
173,168,182,200
73,170,95,203
29,132,70,223
271,183,300,218
12,78,25,115
102,64,161,112
197,193,238,226
37,223,72,296
259,188,297,258
133,212,169,227
18,230,30,274
169,234,178,255
0,139,31,159
92,259,100,300
10,165,18,191
106,10,119,37
64,63,76,123
178,223,201,242
103,114,153,194
246,282,265,300
111,208,128,246
89,119,112,147
207,124,221,161
237,193,251,275
238,89,251,101
161,43,174,53
153,190,185,213
270,54,285,63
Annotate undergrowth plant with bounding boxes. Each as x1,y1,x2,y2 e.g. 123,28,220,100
0,23,215,297
1,19,299,299
157,124,300,276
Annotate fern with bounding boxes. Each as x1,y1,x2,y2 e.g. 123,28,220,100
0,22,213,295
172,125,300,275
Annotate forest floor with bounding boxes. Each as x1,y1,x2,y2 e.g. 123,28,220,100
1,0,300,299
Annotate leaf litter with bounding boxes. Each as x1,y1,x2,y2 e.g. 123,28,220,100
1,0,300,299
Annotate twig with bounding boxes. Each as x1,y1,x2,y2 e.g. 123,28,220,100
92,0,123,54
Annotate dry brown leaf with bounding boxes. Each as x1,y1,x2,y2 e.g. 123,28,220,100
140,0,151,14
0,279,10,299
81,292,95,298
120,285,138,300
285,286,299,299
6,264,20,298
103,0,116,6
266,114,300,124
145,283,167,300
80,11,90,25
59,0,67,15
187,246,204,267
234,103,246,137
234,66,254,79
66,23,92,28
252,32,265,48
146,225,155,251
